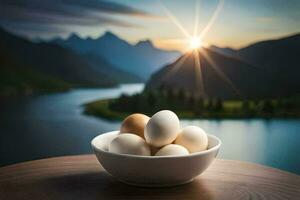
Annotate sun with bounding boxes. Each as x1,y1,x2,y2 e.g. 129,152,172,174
189,37,202,50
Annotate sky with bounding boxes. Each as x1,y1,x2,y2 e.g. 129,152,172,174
0,0,299,51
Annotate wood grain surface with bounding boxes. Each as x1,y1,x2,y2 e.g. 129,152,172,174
0,155,299,200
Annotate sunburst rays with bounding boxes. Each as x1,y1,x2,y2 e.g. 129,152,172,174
158,0,241,98
193,49,206,97
157,1,191,38
193,0,200,37
199,0,224,39
161,53,190,80
200,49,242,96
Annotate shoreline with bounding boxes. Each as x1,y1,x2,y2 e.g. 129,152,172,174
0,82,144,98
83,99,300,121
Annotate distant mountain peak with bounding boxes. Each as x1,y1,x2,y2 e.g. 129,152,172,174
85,36,93,41
102,31,119,39
49,30,181,79
135,39,154,48
97,31,129,45
68,33,82,41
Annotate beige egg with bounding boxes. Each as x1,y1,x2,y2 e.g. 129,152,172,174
109,133,151,156
175,126,208,153
145,110,180,148
155,144,189,156
120,113,150,138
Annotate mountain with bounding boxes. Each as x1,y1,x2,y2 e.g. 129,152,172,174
208,45,238,58
237,33,300,94
51,31,181,80
0,28,139,95
146,48,276,99
146,33,300,99
81,53,142,83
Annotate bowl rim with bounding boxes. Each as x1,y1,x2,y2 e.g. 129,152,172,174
91,130,221,159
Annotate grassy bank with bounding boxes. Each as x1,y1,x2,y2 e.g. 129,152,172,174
0,68,118,97
84,99,130,120
85,99,200,120
0,68,72,96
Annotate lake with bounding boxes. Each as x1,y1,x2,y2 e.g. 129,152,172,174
0,84,299,175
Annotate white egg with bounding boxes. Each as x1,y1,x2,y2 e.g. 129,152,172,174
93,132,119,151
109,133,151,156
155,144,189,156
175,126,208,153
145,110,180,148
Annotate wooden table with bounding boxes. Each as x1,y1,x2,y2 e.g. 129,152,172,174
0,155,299,200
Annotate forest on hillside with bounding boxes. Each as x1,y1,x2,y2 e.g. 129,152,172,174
85,89,300,120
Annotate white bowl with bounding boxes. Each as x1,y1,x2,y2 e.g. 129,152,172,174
91,131,221,187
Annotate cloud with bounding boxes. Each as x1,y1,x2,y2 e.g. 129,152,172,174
2,22,68,39
0,0,154,38
63,0,155,17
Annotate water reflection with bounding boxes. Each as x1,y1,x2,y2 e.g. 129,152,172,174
0,84,299,175
0,84,143,166
181,119,300,174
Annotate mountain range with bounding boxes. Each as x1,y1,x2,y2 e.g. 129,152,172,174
146,33,300,99
51,31,181,80
0,28,141,95
1,26,299,98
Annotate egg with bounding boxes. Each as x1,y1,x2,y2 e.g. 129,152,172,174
109,133,151,156
120,113,150,138
175,126,208,153
145,110,180,148
94,132,119,151
155,144,189,156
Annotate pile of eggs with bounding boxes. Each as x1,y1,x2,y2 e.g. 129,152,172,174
109,110,208,156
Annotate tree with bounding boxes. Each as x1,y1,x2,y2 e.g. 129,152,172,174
205,99,214,112
176,89,186,110
130,93,143,112
214,98,223,111
109,93,130,111
242,100,250,112
147,91,157,106
145,91,157,113
166,88,176,109
194,97,204,115
188,95,195,110
166,88,175,102
261,100,274,114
